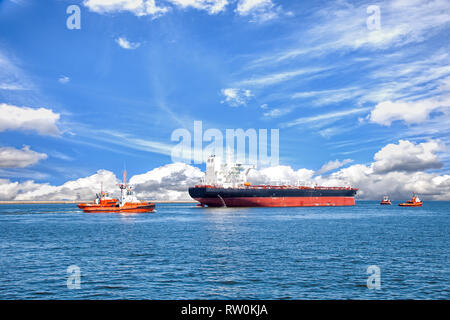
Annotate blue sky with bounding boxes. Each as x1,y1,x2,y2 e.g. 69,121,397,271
0,0,449,199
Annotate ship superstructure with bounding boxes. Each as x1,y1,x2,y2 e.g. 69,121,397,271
204,155,254,188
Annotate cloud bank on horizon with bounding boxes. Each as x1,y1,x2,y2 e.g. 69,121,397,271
0,0,449,200
1,139,449,201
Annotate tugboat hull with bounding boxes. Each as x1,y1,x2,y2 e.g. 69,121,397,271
398,203,422,207
82,203,155,213
77,201,117,210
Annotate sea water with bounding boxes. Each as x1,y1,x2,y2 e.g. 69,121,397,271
0,202,448,299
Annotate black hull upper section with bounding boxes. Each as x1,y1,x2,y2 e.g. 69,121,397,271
188,186,358,198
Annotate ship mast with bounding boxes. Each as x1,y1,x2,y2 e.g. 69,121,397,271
118,170,127,206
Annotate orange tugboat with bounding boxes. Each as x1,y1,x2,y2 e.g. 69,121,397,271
380,195,391,205
77,184,118,210
79,171,155,213
399,194,423,207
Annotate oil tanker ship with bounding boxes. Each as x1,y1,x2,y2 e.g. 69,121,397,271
188,156,358,207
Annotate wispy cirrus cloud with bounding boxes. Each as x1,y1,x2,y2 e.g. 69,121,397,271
291,87,362,106
235,67,329,87
211,1,450,153
251,0,450,67
282,51,450,132
317,158,353,174
0,51,33,92
283,107,371,128
0,83,25,90
80,128,175,156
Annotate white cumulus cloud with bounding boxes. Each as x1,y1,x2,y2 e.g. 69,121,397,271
2,140,450,201
369,97,450,126
83,0,169,17
221,88,253,107
0,103,60,136
248,139,450,200
3,163,203,201
83,0,230,16
0,146,47,168
236,0,282,22
372,139,444,174
319,164,450,201
130,162,204,200
58,76,70,84
82,0,289,19
247,166,315,185
12,169,119,201
167,0,229,14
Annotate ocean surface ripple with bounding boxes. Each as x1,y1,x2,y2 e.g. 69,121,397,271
0,202,448,299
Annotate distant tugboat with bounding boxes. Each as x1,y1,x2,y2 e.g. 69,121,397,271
380,195,391,205
399,194,423,207
79,171,155,213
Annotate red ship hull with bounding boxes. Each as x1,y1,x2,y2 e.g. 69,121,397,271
194,196,355,207
189,185,357,207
